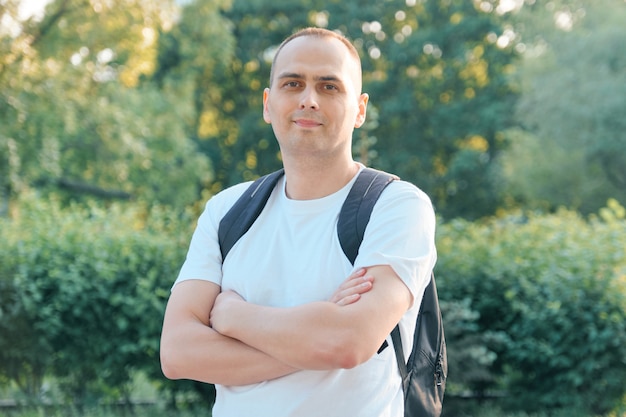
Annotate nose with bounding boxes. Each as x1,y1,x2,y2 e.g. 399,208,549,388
299,87,319,110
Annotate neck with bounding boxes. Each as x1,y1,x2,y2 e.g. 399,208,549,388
282,158,360,200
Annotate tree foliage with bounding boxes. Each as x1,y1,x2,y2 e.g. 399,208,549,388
3,0,625,219
498,0,626,214
0,194,190,403
362,0,518,220
437,202,626,414
0,0,216,211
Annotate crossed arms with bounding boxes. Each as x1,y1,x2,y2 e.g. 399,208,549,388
160,265,412,386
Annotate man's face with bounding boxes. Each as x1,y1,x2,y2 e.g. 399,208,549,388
263,35,368,161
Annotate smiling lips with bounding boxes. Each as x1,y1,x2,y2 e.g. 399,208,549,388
294,118,322,128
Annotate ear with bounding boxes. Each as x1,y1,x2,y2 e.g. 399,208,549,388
354,93,369,128
263,88,271,124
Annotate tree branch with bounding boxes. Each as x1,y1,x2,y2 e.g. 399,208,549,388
57,178,132,200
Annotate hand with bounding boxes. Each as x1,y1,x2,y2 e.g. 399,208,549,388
329,268,374,306
210,290,244,333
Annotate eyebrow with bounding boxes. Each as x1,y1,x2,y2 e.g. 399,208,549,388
276,72,342,83
277,72,303,80
318,75,342,83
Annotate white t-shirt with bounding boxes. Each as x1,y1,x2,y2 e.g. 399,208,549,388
175,168,437,417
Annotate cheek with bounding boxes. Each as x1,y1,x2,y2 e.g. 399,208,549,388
265,99,290,123
341,107,360,128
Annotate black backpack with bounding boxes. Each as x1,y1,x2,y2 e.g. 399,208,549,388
218,167,447,417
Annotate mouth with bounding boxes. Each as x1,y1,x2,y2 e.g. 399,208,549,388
293,118,322,128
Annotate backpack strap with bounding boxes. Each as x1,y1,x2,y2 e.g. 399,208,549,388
391,271,439,395
218,169,285,260
391,325,408,393
337,168,397,264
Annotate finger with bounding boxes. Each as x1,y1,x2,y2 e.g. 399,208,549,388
330,279,373,304
337,270,366,289
346,268,367,281
336,270,370,293
337,274,373,296
336,293,360,307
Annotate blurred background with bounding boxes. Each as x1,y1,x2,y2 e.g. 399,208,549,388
0,0,625,416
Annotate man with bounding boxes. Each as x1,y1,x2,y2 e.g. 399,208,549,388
160,27,437,416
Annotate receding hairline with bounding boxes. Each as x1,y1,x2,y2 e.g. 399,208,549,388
269,27,362,89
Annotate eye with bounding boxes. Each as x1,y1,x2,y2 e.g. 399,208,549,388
283,80,301,88
323,84,339,91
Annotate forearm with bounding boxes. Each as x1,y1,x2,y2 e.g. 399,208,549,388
211,268,385,369
212,272,412,372
208,267,396,371
213,299,364,370
162,269,374,384
160,280,297,386
161,319,297,385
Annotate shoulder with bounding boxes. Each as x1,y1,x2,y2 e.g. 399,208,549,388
386,179,431,200
173,181,255,286
212,181,254,205
187,181,255,240
202,181,254,220
379,179,435,217
366,178,437,245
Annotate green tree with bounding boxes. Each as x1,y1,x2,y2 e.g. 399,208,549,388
0,0,216,211
362,0,518,220
498,0,626,214
158,0,517,219
151,0,241,193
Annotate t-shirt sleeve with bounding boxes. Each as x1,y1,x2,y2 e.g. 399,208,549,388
353,180,437,308
173,182,251,288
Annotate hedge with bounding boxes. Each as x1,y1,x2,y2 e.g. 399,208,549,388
0,195,192,405
436,201,626,415
1,195,625,414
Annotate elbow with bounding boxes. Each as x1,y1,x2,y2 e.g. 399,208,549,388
160,351,177,380
315,335,372,370
335,351,363,370
160,343,184,380
337,343,373,369
160,359,177,381
332,346,371,370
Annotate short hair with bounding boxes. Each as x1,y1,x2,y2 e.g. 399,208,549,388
269,27,362,89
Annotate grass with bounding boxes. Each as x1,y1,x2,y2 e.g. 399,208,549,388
2,402,620,417
1,405,207,417
2,377,623,417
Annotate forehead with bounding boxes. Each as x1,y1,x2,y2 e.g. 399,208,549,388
273,36,361,89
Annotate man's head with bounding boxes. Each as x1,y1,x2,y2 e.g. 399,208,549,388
262,27,369,163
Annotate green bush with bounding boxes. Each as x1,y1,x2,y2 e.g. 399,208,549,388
2,194,625,414
437,203,626,415
0,194,192,404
